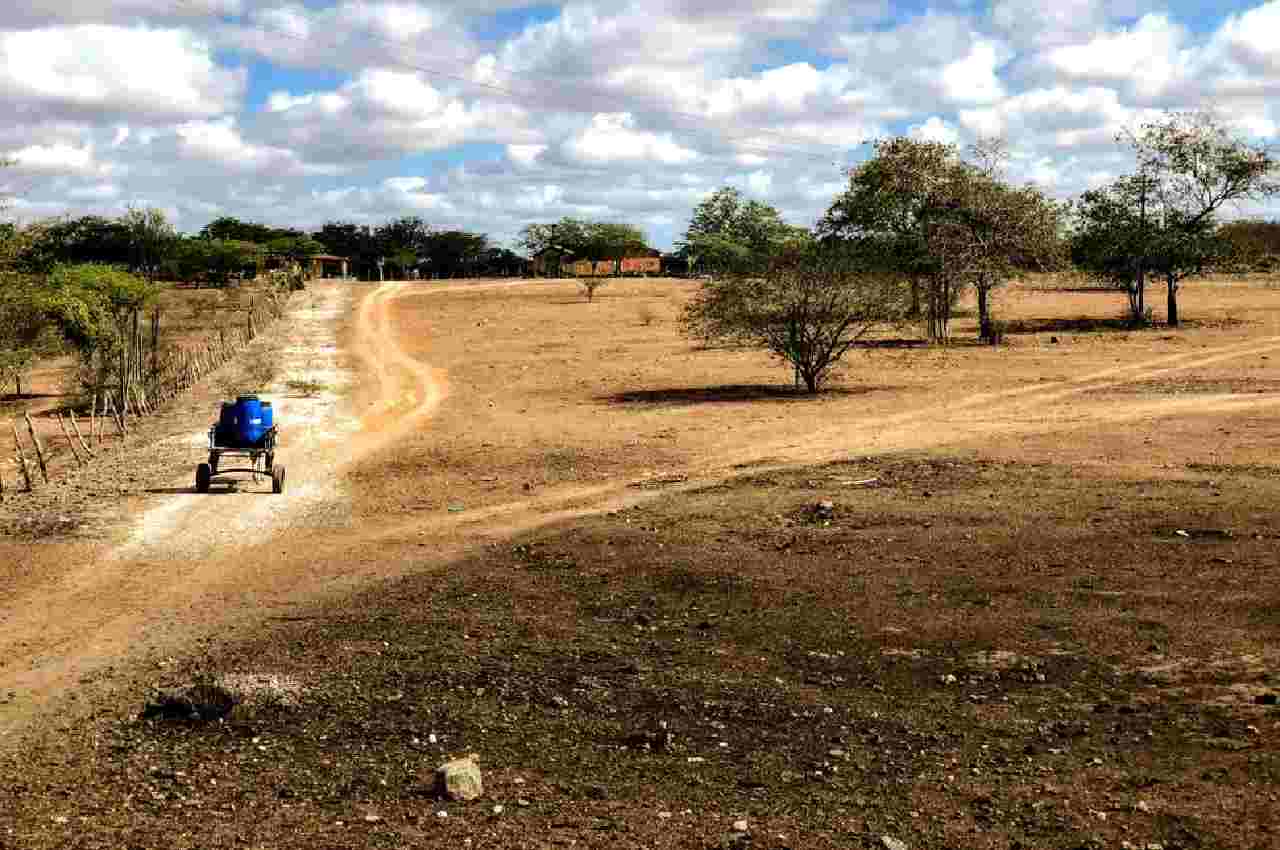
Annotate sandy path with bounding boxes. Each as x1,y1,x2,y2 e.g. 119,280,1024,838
4,278,1280,741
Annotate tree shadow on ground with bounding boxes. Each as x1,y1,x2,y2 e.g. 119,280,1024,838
0,392,63,403
603,384,897,405
1003,317,1144,334
854,338,929,349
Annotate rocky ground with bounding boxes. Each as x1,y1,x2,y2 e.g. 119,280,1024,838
2,453,1276,849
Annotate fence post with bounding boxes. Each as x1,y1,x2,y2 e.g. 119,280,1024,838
23,412,49,483
107,396,126,436
12,421,33,491
56,413,84,467
68,409,94,457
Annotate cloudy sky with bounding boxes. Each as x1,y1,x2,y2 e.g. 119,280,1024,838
1,0,1278,250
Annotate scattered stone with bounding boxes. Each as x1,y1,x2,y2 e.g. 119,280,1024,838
516,798,530,808
881,836,908,850
813,500,835,521
658,811,674,820
492,804,504,815
1136,800,1152,813
435,757,483,801
141,683,237,722
733,819,749,832
363,813,381,823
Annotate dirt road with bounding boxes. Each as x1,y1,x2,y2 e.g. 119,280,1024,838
4,277,1280,742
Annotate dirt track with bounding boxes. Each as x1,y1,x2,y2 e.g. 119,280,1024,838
3,277,1280,740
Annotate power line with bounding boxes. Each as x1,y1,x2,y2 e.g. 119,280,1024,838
178,0,865,167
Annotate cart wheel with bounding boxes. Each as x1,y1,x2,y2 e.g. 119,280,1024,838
196,463,212,493
271,465,286,494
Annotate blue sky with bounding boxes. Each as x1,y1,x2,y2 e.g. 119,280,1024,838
3,0,1280,250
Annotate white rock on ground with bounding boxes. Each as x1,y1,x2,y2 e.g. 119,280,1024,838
435,757,484,801
881,837,908,850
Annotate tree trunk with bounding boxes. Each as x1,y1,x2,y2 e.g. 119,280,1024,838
1167,274,1179,327
909,278,921,319
1136,268,1146,325
977,284,991,341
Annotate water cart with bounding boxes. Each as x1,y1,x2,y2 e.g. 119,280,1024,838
196,394,285,494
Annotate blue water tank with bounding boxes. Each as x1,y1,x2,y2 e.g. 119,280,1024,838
233,394,268,446
259,400,274,431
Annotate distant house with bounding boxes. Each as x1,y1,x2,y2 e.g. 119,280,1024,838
265,253,350,279
303,254,350,278
620,247,661,276
534,245,662,277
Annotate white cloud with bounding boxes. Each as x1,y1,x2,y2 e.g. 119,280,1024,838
0,25,243,120
8,141,98,173
746,170,773,196
563,113,699,165
958,86,1143,148
990,0,1157,48
941,40,1006,104
908,116,960,145
176,118,337,176
1044,14,1189,99
507,144,547,166
261,69,537,161
2,0,243,27
66,182,120,200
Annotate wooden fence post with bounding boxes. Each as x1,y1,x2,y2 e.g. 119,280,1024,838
68,409,94,457
23,412,49,483
12,421,33,491
56,413,84,467
107,397,126,436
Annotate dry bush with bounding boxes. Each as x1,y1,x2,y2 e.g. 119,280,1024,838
285,378,327,397
242,341,283,391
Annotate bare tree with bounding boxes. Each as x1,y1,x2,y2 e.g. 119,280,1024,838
681,249,909,393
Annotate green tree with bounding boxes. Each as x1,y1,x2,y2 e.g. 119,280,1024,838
679,187,802,274
314,222,378,279
820,137,1063,341
520,218,590,276
0,280,60,396
200,216,300,244
931,148,1065,340
265,235,328,260
819,138,958,332
122,206,176,279
28,264,162,407
168,239,263,286
423,230,488,278
1073,112,1278,326
681,246,909,393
